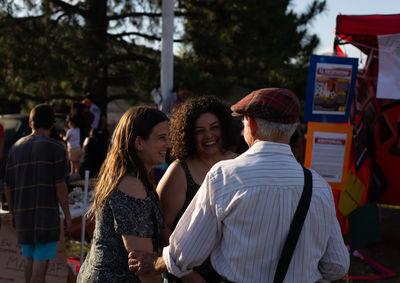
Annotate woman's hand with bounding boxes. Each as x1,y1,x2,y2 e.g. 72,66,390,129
128,250,166,275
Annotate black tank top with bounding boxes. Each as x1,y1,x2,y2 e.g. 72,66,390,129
172,160,200,229
167,160,219,283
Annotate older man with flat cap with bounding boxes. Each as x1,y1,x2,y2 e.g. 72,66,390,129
128,88,349,283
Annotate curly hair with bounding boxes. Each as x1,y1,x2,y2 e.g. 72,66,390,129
170,96,241,160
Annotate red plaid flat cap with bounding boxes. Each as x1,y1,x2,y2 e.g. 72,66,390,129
231,88,300,124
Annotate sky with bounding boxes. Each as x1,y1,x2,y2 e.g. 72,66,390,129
292,0,400,60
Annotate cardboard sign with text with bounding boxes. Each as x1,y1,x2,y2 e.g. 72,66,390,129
304,122,353,190
0,213,68,283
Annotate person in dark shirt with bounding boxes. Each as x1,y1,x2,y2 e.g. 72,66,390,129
4,104,71,283
69,102,90,146
79,127,109,178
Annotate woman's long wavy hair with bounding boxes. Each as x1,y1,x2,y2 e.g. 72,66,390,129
87,106,168,219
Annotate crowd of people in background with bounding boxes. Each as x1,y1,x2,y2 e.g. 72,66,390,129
0,94,109,282
59,97,109,181
0,85,349,283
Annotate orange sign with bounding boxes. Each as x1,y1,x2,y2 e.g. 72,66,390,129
304,122,353,190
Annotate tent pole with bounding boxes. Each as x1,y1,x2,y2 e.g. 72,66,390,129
161,0,174,107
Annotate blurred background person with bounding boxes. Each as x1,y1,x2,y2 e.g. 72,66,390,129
69,102,90,146
82,92,101,129
157,96,241,282
63,116,82,180
159,81,192,118
0,122,4,163
77,106,170,283
289,122,306,165
79,127,109,178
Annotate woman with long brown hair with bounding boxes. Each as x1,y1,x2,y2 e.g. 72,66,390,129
77,106,170,283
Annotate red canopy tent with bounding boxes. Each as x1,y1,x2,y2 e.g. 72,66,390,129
335,14,400,205
336,14,400,50
332,15,400,280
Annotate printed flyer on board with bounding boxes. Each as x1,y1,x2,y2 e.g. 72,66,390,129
312,62,353,115
310,131,347,183
304,122,353,190
304,55,358,123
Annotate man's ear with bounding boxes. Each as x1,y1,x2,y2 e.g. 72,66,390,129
248,116,258,136
29,120,33,130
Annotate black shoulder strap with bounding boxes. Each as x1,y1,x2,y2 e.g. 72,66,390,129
178,159,197,186
273,166,313,283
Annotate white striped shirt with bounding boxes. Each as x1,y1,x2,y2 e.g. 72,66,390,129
163,141,349,283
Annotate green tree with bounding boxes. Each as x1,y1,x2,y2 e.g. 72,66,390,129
176,0,326,101
0,0,170,112
0,0,325,112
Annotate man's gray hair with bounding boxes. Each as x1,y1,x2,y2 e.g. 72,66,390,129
254,117,298,140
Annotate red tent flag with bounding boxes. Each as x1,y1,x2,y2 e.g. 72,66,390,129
335,14,400,206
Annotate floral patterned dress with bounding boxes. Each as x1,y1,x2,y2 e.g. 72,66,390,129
77,187,164,283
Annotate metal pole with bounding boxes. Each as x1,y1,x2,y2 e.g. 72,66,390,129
161,0,174,105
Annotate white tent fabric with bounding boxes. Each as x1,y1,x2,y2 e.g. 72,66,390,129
377,33,400,100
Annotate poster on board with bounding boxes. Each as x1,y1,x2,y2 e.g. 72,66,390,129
304,55,358,123
304,122,353,190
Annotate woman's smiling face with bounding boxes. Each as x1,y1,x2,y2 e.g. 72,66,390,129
137,120,171,170
193,112,223,157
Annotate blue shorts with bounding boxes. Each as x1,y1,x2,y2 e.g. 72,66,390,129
22,242,58,261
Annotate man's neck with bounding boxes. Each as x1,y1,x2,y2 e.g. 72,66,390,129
253,137,289,145
32,128,51,137
248,136,290,148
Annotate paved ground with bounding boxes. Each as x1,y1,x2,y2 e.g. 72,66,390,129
334,207,400,283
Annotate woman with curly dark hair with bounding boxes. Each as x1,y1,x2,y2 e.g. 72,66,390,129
157,96,241,282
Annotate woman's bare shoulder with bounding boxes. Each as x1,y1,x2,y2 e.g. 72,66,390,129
157,161,187,195
224,150,237,160
118,175,147,199
162,161,185,180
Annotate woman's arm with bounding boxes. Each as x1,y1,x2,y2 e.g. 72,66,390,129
82,137,90,152
156,162,205,283
122,235,161,283
156,161,187,247
63,129,70,142
119,176,162,283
